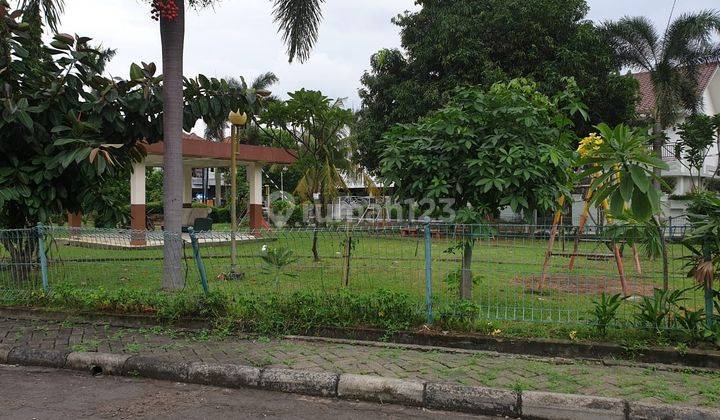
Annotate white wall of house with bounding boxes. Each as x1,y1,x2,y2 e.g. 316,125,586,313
661,67,719,195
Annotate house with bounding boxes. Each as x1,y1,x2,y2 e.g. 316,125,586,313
632,62,720,196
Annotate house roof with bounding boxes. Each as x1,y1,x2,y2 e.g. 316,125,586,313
632,62,718,114
142,133,295,168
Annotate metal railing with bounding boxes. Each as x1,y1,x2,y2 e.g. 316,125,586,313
0,222,702,327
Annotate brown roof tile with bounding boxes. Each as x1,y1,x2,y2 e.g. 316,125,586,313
632,62,718,114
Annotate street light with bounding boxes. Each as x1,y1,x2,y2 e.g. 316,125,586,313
228,110,247,275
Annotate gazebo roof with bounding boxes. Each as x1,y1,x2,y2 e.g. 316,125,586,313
142,133,295,168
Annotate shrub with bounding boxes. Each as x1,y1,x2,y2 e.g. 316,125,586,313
146,201,164,214
634,288,687,334
589,293,624,336
209,206,230,223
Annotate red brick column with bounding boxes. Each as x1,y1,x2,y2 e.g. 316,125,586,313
249,204,264,230
130,204,147,246
67,212,82,228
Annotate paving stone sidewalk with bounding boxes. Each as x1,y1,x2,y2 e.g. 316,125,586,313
2,316,720,408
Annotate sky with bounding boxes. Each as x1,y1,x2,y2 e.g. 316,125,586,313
51,0,716,113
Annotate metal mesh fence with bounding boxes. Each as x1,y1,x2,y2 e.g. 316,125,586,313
0,223,701,326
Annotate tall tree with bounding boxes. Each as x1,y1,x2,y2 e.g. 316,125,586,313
18,0,64,32
356,0,639,173
262,89,357,260
204,72,279,206
602,11,720,187
381,79,584,299
151,0,325,290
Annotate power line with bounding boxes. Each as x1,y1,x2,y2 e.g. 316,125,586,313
664,0,678,36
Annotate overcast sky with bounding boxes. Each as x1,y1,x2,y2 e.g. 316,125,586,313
53,0,715,112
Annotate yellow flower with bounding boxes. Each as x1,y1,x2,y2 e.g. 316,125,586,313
491,329,502,337
569,330,578,341
578,133,603,157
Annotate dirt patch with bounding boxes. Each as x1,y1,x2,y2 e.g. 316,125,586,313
515,274,658,296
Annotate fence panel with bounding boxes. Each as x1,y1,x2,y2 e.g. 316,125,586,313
0,223,701,328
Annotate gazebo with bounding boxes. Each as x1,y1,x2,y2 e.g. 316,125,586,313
68,134,294,246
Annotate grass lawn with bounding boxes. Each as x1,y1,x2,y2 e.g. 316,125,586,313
0,225,701,326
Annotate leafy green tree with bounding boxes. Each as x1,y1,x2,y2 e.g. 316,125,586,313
0,5,157,229
0,2,280,286
675,114,720,191
602,11,720,187
262,89,357,260
381,79,583,299
356,0,638,173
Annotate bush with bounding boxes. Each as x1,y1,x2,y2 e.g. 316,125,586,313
208,206,229,223
146,201,164,214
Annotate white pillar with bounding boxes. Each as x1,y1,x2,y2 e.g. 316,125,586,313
183,166,193,204
130,160,147,241
130,160,146,206
247,162,263,229
246,163,262,206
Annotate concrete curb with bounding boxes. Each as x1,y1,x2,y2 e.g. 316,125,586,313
259,367,338,397
2,345,719,419
337,374,424,406
522,391,625,420
628,401,720,420
66,352,131,375
424,382,519,417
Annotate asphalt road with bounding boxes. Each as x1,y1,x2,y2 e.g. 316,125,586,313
0,364,486,419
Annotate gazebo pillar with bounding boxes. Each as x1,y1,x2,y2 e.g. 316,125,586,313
247,162,263,230
130,160,146,245
67,212,82,228
183,166,193,207
214,168,222,206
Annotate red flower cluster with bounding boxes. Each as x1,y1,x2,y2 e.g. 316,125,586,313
150,0,179,21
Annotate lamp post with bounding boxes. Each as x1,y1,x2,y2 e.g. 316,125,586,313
281,166,287,200
228,110,247,275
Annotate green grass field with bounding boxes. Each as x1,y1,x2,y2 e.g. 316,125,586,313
0,225,702,325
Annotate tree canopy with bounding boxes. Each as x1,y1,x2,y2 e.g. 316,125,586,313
356,0,639,173
380,78,583,223
0,2,271,228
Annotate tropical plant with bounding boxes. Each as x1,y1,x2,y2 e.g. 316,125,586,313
260,245,299,291
578,123,670,289
674,306,707,344
355,0,639,174
634,287,687,334
148,0,325,290
602,11,720,185
674,114,720,191
589,293,624,336
681,191,720,327
262,89,364,261
381,79,584,299
0,4,158,230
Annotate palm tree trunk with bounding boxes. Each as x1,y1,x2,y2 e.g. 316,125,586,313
160,2,185,290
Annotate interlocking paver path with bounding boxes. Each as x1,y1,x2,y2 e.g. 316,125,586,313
2,316,720,407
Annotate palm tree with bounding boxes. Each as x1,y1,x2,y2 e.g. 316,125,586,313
158,0,325,290
602,11,720,186
204,72,279,206
19,0,64,32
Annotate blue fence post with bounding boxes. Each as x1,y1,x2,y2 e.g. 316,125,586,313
703,240,714,329
36,223,49,293
188,227,209,295
423,217,433,325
